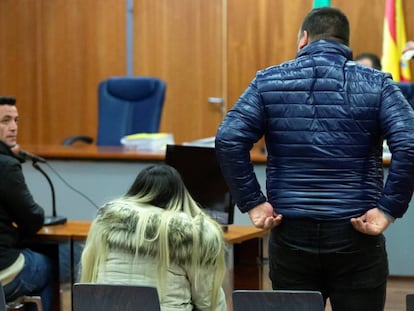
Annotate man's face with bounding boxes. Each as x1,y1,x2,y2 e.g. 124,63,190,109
0,105,18,147
356,58,374,69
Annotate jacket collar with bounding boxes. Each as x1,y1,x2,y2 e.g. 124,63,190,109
0,140,24,162
297,39,353,60
0,140,13,156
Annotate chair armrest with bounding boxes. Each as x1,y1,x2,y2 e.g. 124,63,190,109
62,136,94,146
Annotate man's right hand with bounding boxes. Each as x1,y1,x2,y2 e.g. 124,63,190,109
350,207,391,236
403,41,414,54
248,202,282,230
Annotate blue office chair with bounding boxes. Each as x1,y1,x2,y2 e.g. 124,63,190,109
63,76,166,146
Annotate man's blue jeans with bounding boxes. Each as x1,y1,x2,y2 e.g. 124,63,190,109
268,219,388,311
3,249,54,311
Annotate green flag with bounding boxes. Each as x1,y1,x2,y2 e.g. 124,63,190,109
313,0,331,7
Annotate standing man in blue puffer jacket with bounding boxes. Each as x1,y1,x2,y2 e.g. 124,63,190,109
215,7,414,311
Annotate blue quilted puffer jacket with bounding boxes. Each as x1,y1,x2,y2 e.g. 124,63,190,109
216,40,414,221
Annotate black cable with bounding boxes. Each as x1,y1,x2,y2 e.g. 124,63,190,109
44,162,100,210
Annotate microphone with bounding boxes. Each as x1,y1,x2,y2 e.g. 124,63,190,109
12,146,66,225
19,150,47,163
31,161,67,226
17,149,67,226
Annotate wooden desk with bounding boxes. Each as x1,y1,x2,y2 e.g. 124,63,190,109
37,221,268,244
21,144,268,163
20,145,166,162
37,221,269,284
36,222,269,279
37,221,91,240
36,221,268,310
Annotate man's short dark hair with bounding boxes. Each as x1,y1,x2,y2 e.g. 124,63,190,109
301,7,350,46
355,53,382,70
0,96,16,106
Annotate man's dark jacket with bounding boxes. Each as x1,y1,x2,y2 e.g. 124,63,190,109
0,141,44,269
216,40,414,221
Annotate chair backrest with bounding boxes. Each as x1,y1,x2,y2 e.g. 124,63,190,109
97,76,166,146
0,283,6,311
407,293,414,311
0,282,42,311
72,283,161,311
232,290,324,311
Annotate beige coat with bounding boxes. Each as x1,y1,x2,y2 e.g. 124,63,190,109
80,201,227,311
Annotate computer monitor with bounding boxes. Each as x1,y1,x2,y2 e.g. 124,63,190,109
165,144,235,228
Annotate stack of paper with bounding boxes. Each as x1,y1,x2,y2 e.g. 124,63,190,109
183,136,215,147
121,133,174,151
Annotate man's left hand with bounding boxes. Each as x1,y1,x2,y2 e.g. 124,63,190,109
350,208,391,236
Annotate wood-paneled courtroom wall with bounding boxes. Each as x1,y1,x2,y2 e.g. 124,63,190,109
1,0,414,146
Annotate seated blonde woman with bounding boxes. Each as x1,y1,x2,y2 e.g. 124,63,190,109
79,164,227,311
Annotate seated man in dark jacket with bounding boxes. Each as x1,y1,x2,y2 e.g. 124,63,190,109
354,51,414,110
396,82,414,109
216,7,414,311
0,96,54,311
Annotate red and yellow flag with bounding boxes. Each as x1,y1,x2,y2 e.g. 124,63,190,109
382,0,411,82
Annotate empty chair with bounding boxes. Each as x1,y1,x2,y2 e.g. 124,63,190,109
63,76,166,146
407,293,414,311
232,290,324,311
72,283,161,311
0,283,5,311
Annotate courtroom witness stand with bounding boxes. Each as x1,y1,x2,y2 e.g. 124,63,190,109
79,164,227,311
0,96,54,311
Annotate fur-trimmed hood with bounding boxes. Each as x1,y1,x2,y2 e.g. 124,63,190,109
89,199,224,267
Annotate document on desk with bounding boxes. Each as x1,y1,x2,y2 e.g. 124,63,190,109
121,133,174,151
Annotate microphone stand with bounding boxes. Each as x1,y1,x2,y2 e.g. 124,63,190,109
32,161,67,226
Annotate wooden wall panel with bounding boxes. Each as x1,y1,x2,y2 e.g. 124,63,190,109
227,0,414,109
1,0,414,146
0,1,42,143
227,0,305,108
38,0,126,145
340,0,414,75
133,0,224,144
0,0,126,145
340,0,385,57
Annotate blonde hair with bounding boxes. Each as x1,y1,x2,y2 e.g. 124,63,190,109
80,165,226,310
